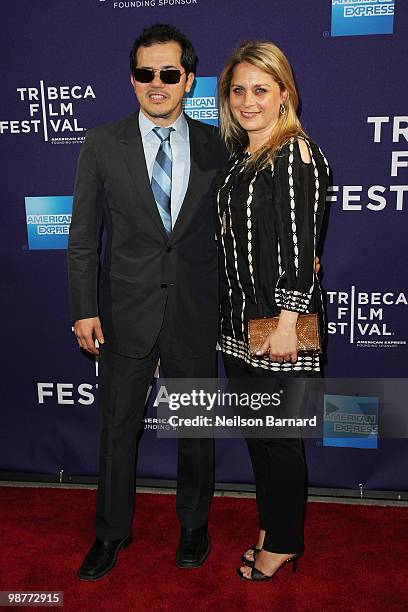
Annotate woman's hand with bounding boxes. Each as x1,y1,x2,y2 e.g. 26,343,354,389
256,310,299,363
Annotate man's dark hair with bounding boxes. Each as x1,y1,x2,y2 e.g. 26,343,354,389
129,23,198,76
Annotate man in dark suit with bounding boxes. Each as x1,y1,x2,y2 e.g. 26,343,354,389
68,24,228,581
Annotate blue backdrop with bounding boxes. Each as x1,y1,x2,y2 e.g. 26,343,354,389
1,0,407,492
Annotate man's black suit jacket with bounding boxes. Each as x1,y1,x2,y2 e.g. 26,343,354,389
68,112,228,358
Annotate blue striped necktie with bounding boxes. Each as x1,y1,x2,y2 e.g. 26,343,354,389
151,126,174,235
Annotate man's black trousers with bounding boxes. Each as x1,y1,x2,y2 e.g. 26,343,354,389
93,304,216,541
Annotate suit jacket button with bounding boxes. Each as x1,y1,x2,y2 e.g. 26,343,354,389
161,283,167,289
166,246,172,252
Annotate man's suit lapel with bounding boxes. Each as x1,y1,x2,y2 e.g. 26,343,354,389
117,113,168,240
169,115,209,242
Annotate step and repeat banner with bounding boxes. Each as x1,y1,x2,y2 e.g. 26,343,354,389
1,0,407,492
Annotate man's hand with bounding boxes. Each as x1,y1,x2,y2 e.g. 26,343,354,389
74,317,105,356
315,256,321,275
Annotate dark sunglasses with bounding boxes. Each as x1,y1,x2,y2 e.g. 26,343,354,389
133,68,186,84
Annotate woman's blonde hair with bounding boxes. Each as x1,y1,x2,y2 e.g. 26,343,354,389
218,41,306,169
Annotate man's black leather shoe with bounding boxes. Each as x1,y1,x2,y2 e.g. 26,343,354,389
176,524,211,568
77,534,132,581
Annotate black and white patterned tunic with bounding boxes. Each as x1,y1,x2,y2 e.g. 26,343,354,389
216,137,330,372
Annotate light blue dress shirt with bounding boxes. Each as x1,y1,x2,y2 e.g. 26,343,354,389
138,111,190,228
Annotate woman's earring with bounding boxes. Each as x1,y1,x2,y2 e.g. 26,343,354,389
279,103,286,115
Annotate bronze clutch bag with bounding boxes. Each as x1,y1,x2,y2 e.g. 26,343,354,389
248,313,321,355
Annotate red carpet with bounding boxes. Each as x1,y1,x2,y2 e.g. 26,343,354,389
0,487,407,611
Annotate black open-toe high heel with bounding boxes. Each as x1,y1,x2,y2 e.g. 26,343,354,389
236,553,301,582
241,544,261,565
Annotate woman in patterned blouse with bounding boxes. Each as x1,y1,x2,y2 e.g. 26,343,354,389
216,41,329,582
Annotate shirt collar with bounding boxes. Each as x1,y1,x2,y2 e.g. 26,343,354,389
138,110,188,139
